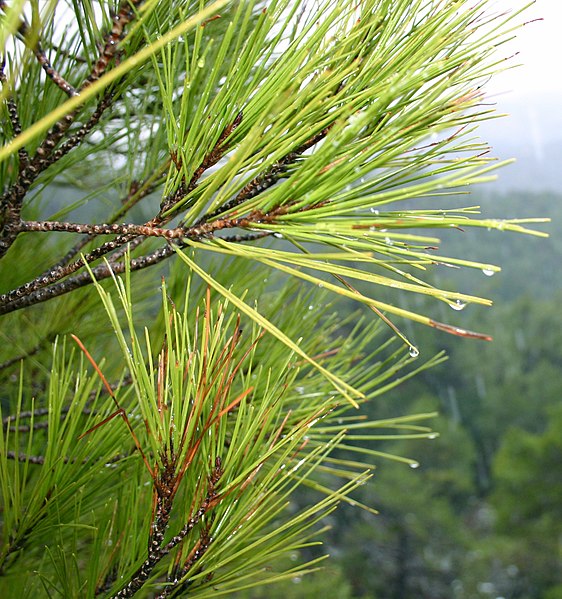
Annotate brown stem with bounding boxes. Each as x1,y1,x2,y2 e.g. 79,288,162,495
32,41,78,97
5,450,128,465
0,2,77,96
0,245,175,314
156,529,212,599
35,174,165,279
0,111,245,309
0,58,29,169
0,1,145,259
83,0,146,88
111,459,222,598
46,89,115,165
156,110,243,220
200,123,333,222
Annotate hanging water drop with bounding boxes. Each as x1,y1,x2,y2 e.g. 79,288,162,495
428,433,438,440
482,268,495,277
449,299,466,311
409,346,420,358
273,232,283,239
409,461,420,469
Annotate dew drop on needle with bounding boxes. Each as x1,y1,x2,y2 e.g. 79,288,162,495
449,299,466,311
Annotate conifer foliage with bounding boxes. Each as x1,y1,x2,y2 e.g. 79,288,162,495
0,1,541,596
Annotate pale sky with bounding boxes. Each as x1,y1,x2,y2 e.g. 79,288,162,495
487,0,561,97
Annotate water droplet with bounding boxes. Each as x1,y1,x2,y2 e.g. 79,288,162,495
273,232,283,239
428,433,438,439
482,268,495,277
291,458,306,473
408,346,419,358
296,386,305,394
449,299,466,311
197,57,205,68
308,305,314,311
409,461,420,469
384,236,393,246
370,208,379,214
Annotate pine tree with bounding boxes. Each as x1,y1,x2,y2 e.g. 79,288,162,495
0,1,545,596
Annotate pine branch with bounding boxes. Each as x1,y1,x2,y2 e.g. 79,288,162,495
83,1,145,87
0,57,28,169
5,449,128,465
33,172,166,279
0,111,247,312
1,0,542,343
0,0,78,97
156,527,212,599
0,245,175,313
111,458,222,598
0,201,289,314
0,342,42,371
200,123,334,222
0,4,545,593
0,0,146,258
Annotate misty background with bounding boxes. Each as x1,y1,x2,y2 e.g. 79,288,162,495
480,0,560,193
